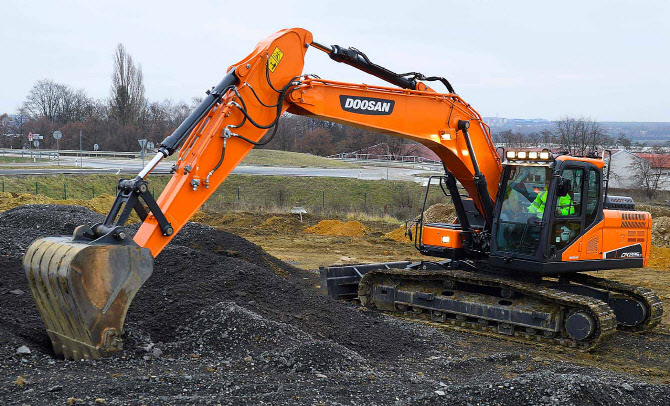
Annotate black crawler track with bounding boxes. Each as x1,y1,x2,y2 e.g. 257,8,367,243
564,273,663,332
359,268,619,350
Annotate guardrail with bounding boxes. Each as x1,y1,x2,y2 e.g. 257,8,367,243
0,149,141,159
327,153,441,166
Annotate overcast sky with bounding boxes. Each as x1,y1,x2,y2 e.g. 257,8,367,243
2,0,669,122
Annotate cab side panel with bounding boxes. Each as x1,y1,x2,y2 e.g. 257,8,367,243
561,210,651,267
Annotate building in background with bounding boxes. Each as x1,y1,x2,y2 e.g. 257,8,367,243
606,150,670,191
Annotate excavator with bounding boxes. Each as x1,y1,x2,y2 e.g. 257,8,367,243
23,28,662,359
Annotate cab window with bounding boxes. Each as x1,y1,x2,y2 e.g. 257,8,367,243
556,167,582,217
552,167,583,251
496,166,550,255
585,169,599,226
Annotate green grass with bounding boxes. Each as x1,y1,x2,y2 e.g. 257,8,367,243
166,149,357,168
0,174,448,220
0,155,49,163
240,149,357,168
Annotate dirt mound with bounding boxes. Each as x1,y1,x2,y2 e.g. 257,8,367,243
172,301,311,358
306,219,371,237
384,225,412,243
164,221,301,277
648,246,670,270
267,340,366,373
127,240,424,359
0,205,427,362
0,204,105,259
652,216,670,247
0,192,55,210
421,203,456,224
0,192,128,219
1,204,669,405
174,301,366,373
638,204,670,219
257,215,306,233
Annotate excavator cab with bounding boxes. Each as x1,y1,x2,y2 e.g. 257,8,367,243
489,152,651,274
411,149,652,277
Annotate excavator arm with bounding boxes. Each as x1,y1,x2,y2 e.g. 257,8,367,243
22,27,502,359
135,28,501,257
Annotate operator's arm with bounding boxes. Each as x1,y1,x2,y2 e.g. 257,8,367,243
528,190,546,215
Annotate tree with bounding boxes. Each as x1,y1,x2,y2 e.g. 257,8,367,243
629,147,670,200
22,79,93,124
540,129,555,144
617,132,632,149
385,136,420,159
298,128,334,156
22,79,66,122
555,116,609,156
495,129,526,148
110,44,146,124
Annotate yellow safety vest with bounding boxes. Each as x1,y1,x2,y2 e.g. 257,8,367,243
528,190,574,217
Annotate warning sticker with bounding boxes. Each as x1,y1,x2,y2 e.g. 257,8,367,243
268,47,284,72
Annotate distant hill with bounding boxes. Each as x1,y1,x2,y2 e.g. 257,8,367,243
483,118,670,145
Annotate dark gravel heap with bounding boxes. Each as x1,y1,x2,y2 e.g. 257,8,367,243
1,204,668,405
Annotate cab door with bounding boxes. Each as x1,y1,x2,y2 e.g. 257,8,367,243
548,163,604,262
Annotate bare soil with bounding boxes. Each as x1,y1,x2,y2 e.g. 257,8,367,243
0,205,669,405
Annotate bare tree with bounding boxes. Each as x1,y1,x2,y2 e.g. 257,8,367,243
617,132,632,149
495,129,527,149
385,136,420,159
555,116,609,155
110,44,146,124
628,147,670,200
22,79,66,122
22,79,93,123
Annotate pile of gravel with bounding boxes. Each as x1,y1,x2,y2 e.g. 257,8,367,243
1,204,668,405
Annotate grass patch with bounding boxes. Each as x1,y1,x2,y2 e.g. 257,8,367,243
0,155,49,163
240,149,358,168
0,174,447,220
166,148,357,168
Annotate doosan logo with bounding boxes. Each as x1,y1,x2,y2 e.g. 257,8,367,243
339,95,395,115
620,252,642,258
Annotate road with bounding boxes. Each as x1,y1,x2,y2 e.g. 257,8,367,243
0,155,436,183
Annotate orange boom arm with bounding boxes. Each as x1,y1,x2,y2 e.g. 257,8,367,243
131,27,500,257
134,28,501,256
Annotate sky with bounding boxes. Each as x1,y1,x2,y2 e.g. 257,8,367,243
1,0,669,122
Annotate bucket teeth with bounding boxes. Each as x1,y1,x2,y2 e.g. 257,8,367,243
23,237,153,360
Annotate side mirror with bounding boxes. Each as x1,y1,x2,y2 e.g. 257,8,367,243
556,177,572,197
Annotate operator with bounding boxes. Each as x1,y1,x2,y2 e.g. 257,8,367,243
528,177,574,218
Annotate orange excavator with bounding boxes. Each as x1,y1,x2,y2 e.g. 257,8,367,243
23,28,662,359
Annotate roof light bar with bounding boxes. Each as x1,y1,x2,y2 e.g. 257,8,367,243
505,149,553,161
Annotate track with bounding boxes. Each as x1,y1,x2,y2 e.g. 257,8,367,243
564,273,664,332
359,268,622,350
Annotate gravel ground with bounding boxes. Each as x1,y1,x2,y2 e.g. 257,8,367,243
1,205,668,405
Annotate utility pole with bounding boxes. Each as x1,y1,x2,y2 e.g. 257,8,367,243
79,130,82,167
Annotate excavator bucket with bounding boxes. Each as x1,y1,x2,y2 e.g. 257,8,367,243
23,236,153,360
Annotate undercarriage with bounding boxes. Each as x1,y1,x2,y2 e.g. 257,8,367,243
321,261,663,350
